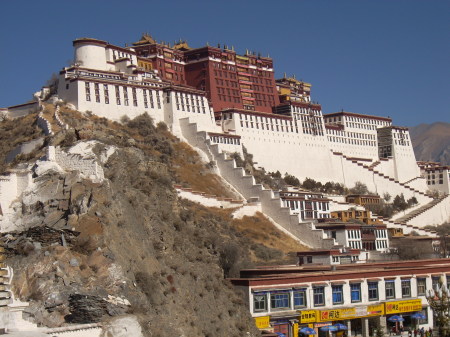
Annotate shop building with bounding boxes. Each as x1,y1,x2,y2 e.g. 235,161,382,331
231,259,450,337
279,189,331,221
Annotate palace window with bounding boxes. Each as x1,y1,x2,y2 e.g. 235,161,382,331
253,293,267,313
385,280,396,299
132,88,138,107
85,82,91,101
332,285,343,304
402,279,411,298
149,90,154,108
103,84,109,104
115,86,121,105
367,282,378,301
271,292,290,310
94,83,100,103
123,86,129,106
417,278,426,296
351,283,361,302
313,287,325,306
156,91,161,109
143,90,148,108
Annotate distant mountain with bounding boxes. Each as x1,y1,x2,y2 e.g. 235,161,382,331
409,122,450,165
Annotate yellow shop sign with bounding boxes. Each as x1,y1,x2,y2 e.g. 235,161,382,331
319,304,385,322
255,316,270,329
300,310,318,323
385,299,422,314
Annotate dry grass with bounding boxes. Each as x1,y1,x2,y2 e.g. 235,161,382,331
171,142,236,199
58,106,237,198
0,113,44,173
41,103,61,132
231,212,309,257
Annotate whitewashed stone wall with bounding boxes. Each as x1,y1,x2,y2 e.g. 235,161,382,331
37,112,53,135
175,186,244,209
0,171,32,216
6,138,44,163
6,102,39,118
48,146,104,182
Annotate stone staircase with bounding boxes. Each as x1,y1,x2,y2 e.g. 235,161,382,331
179,118,336,249
393,194,449,225
402,176,424,186
376,215,437,237
368,160,380,170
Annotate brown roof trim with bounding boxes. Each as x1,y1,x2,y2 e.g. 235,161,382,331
324,111,392,122
223,108,292,120
330,281,346,285
7,101,38,109
73,38,107,47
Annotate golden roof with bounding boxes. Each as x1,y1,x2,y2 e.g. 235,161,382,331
133,33,156,46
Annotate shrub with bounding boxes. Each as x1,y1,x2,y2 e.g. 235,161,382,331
127,113,155,137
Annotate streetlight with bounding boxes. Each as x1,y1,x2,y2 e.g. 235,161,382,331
426,277,450,337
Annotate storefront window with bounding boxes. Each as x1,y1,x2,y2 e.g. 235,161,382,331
368,282,378,301
294,289,307,308
253,293,267,312
385,280,396,299
351,283,361,302
332,285,343,304
402,280,411,298
313,287,325,306
417,278,426,296
271,292,290,310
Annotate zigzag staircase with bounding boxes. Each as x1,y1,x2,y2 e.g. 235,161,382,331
393,194,449,225
179,118,336,249
332,152,431,201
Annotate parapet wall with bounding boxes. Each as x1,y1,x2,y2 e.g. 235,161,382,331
48,146,104,182
37,111,53,135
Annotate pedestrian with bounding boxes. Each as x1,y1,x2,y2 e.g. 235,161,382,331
429,328,433,337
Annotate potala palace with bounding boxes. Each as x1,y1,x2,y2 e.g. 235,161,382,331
3,34,450,244
1,34,450,337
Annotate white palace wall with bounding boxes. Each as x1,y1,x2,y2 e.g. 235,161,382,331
376,158,396,179
222,112,338,182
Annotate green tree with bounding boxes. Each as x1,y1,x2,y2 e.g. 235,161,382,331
349,181,369,195
393,194,408,211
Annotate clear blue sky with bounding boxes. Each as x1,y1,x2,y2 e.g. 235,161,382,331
1,0,448,126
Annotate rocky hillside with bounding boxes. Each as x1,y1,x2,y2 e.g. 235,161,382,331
1,104,308,336
410,122,450,165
